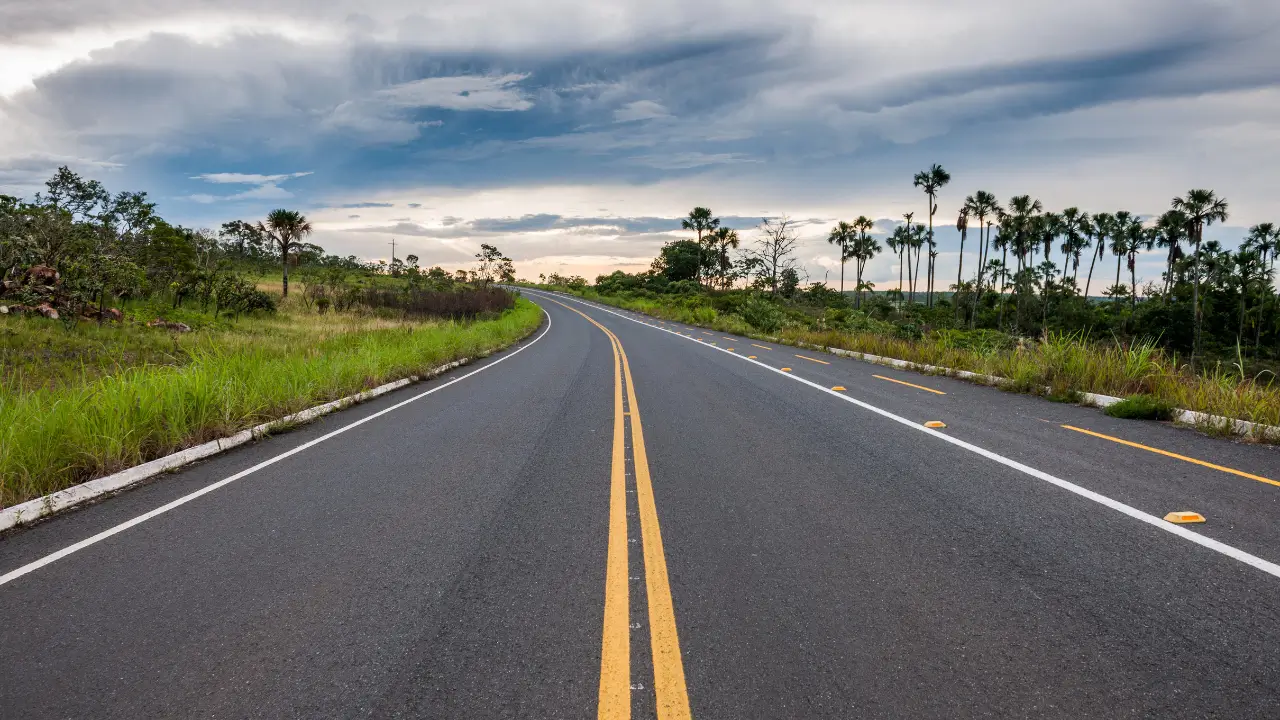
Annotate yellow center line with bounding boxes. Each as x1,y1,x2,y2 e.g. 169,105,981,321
1062,425,1280,488
721,337,735,342
751,343,772,351
872,374,947,395
794,354,830,365
544,297,692,720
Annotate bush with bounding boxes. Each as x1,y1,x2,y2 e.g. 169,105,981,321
1104,394,1176,421
738,297,785,332
356,287,515,319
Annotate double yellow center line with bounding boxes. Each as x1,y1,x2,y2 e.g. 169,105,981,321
545,298,692,720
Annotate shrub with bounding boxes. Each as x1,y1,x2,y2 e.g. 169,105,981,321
1104,394,1176,421
738,298,785,332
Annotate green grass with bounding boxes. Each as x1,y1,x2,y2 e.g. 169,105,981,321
0,298,543,507
551,286,1280,437
1103,395,1177,421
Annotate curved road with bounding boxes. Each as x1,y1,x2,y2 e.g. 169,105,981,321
3,290,1280,718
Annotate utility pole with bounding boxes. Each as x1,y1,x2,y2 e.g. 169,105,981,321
388,237,397,264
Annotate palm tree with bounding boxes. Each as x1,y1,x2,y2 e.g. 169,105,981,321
681,207,719,286
1171,189,1229,364
827,221,856,294
886,228,904,307
955,205,970,319
1154,209,1189,300
1125,218,1154,311
258,208,313,298
711,226,740,289
967,192,1000,327
1109,211,1135,309
913,164,951,307
1084,212,1114,301
1058,207,1088,293
850,216,880,308
909,222,928,305
902,211,916,304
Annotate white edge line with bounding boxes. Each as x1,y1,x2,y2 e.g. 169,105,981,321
0,309,552,588
525,289,1280,581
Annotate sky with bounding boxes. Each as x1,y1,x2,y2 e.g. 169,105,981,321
2,0,1278,288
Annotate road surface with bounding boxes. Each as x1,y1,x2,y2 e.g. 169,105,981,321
3,289,1280,718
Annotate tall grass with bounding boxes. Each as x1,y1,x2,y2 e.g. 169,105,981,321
0,299,543,507
568,289,1280,434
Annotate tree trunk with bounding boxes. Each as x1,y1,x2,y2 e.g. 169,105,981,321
1130,255,1138,311
281,241,290,298
997,245,1009,330
1113,255,1122,308
956,226,966,321
1192,232,1203,368
839,255,845,294
898,248,905,308
1084,245,1100,301
906,245,916,306
855,260,864,309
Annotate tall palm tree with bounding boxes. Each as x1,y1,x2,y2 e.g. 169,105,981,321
1085,212,1114,301
1171,189,1230,364
827,221,856,294
913,164,951,307
955,206,970,319
902,211,916,305
1125,218,1154,311
1109,211,1135,308
968,192,1001,327
850,216,880,309
886,227,904,306
909,222,927,305
258,208,313,298
1154,209,1189,300
1058,207,1088,293
681,207,719,286
711,226,740,289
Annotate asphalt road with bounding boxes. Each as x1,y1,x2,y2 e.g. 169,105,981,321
3,289,1280,718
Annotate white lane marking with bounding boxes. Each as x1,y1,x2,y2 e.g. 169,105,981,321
0,310,554,589
524,291,1280,581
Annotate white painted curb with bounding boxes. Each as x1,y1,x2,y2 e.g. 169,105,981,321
0,359,470,533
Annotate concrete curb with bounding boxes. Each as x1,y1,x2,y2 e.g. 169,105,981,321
0,359,468,533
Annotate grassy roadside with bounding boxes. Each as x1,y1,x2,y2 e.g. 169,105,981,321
545,287,1280,437
0,298,543,507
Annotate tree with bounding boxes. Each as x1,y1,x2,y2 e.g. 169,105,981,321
955,206,969,319
1171,189,1229,364
1109,211,1135,310
710,226,740,289
258,209,313,298
1085,212,1114,301
849,216,880,309
749,216,800,295
1154,210,1189,299
913,164,950,307
652,239,702,282
475,243,514,284
681,207,720,286
1058,207,1089,292
826,221,856,294
966,191,1001,327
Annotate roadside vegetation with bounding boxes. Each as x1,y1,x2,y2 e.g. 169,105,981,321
530,171,1280,434
1,168,534,507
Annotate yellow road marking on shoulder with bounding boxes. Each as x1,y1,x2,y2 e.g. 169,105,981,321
1062,425,1280,488
748,355,757,359
873,374,946,395
781,367,792,372
751,343,772,350
794,354,830,365
832,386,846,391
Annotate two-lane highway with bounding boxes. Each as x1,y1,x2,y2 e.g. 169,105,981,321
3,290,1280,718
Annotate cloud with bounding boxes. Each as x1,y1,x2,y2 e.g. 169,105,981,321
377,74,533,111
191,172,313,185
614,100,670,123
185,169,313,203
